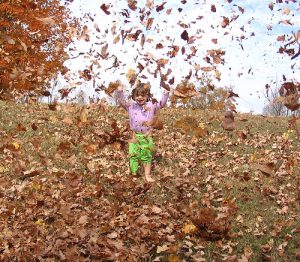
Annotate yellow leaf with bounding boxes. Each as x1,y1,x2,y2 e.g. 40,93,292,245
168,254,180,262
12,142,20,150
79,107,88,123
32,183,42,191
35,219,45,226
282,132,289,140
49,115,57,123
113,35,120,44
282,7,291,15
182,223,197,234
0,165,9,173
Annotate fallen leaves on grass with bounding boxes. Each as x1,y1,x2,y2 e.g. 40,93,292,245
0,103,299,261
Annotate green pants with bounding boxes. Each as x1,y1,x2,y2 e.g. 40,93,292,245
129,133,153,174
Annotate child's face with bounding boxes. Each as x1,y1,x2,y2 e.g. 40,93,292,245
135,93,148,106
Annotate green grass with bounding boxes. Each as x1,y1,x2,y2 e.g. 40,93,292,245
0,101,299,261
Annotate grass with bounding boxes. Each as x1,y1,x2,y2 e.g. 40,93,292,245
0,100,299,261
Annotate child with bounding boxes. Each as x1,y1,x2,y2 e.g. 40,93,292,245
115,82,169,182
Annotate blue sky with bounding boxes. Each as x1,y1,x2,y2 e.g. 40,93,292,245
61,0,300,113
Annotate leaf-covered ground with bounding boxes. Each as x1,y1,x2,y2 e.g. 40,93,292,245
0,101,299,261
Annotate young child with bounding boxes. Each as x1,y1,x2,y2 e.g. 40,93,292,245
115,82,169,182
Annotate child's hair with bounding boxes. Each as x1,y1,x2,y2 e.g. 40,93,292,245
131,82,152,101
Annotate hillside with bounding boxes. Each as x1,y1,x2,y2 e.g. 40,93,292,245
0,101,299,261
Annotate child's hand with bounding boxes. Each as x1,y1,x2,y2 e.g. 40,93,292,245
117,83,124,91
164,87,172,94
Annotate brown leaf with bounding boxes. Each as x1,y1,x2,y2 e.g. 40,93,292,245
104,81,120,96
86,144,97,154
268,2,274,11
211,38,218,44
251,163,275,176
146,17,154,30
128,0,137,10
31,123,38,131
221,16,230,28
62,116,73,125
156,2,166,12
79,107,88,123
221,111,237,131
16,123,26,132
78,215,88,225
100,4,111,15
276,35,285,42
284,94,300,111
181,30,189,42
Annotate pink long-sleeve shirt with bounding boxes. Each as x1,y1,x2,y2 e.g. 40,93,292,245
116,90,169,134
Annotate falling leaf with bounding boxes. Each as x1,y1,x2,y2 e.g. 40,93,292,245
146,17,154,30
268,2,274,11
156,2,166,12
146,0,154,9
100,3,111,15
282,7,291,15
212,38,218,44
277,35,285,42
181,30,189,42
105,81,120,96
128,0,137,10
126,68,137,85
221,17,230,28
221,111,237,131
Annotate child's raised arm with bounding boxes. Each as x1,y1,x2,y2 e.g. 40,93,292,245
155,89,170,110
115,84,130,110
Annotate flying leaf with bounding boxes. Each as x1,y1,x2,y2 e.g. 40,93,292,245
282,7,291,15
221,111,237,131
156,2,166,12
105,81,120,96
128,0,137,10
146,17,154,30
100,3,111,15
221,17,230,28
181,30,189,42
